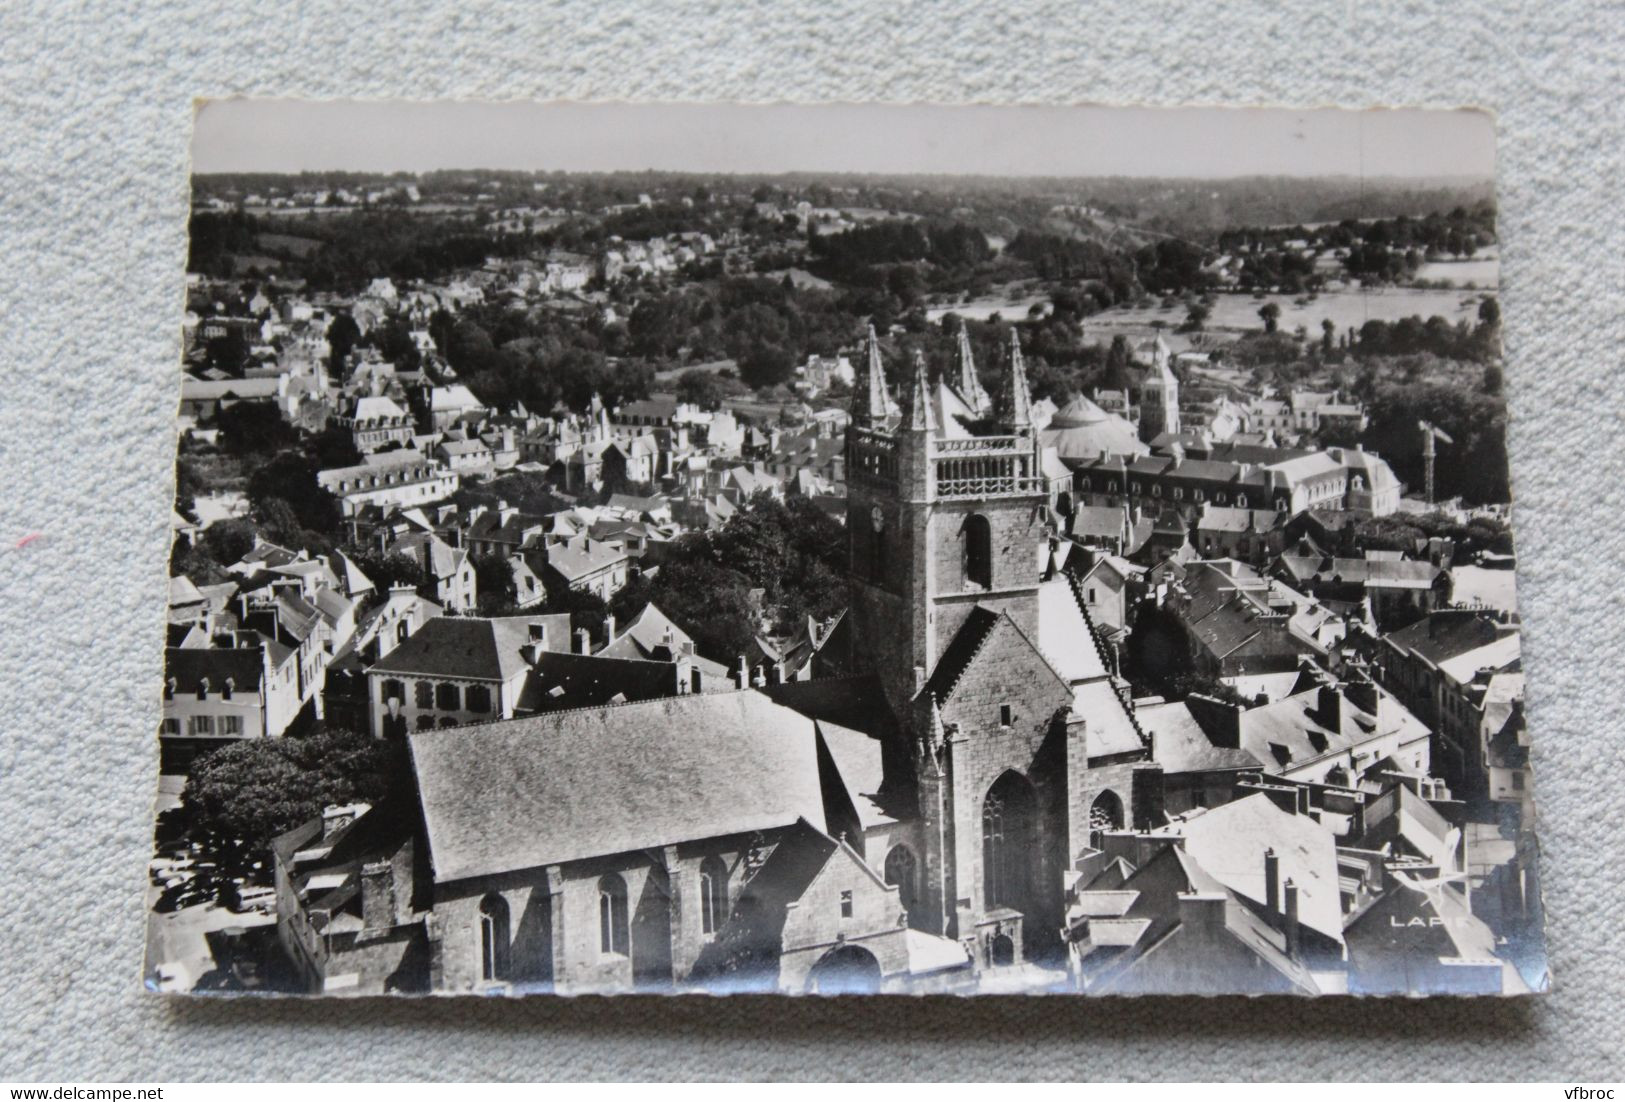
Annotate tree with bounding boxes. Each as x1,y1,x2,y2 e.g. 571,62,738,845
215,401,297,457
247,451,342,537
347,548,424,595
1180,302,1211,332
1482,364,1504,396
1258,302,1282,334
182,727,404,876
1321,318,1337,354
471,553,519,615
326,313,361,379
199,518,258,567
675,368,726,411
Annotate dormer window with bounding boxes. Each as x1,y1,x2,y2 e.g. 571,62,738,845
222,677,234,701
197,677,210,701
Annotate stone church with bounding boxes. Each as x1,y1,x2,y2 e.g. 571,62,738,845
277,327,1157,996
840,325,1159,970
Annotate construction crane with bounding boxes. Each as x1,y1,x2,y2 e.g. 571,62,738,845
1419,420,1454,504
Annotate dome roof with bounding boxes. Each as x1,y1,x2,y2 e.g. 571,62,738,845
1041,395,1149,461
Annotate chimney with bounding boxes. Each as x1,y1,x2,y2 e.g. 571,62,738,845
751,664,767,688
1186,693,1243,749
1283,878,1302,957
1317,684,1342,731
322,803,361,840
1346,677,1380,720
575,626,591,654
732,656,748,690
1264,847,1280,915
360,859,396,931
1178,891,1227,932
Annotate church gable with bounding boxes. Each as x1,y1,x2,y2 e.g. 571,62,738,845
928,608,1073,735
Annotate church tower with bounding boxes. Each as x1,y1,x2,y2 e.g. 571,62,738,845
1138,341,1180,443
844,328,1049,721
846,328,1153,970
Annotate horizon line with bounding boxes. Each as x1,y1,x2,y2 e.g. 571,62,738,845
192,101,1496,181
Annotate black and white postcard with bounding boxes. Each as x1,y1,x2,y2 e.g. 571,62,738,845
149,101,1545,997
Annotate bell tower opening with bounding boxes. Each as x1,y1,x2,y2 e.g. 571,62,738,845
962,513,992,590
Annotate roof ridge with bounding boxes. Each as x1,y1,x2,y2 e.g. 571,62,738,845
419,683,766,731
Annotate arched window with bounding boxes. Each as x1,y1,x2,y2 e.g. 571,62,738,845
479,893,509,982
963,513,992,590
414,681,433,709
699,856,730,936
1236,493,1249,509
1090,789,1125,832
598,874,629,956
884,845,918,917
435,682,461,711
982,772,1037,913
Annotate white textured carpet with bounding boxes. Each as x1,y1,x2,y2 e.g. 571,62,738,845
1,0,1619,1082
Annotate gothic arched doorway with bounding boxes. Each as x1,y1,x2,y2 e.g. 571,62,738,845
982,771,1039,919
884,844,919,927
805,944,882,995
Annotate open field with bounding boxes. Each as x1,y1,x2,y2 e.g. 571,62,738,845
1412,255,1500,287
926,295,1050,322
1089,286,1495,336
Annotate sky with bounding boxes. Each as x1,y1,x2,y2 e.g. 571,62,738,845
191,100,1495,180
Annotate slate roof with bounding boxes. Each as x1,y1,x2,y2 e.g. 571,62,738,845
368,616,535,681
1277,554,1443,590
408,690,830,882
1234,685,1428,777
1174,793,1344,943
546,537,626,582
1136,700,1259,773
1383,610,1517,666
1036,574,1112,683
520,650,679,711
165,645,265,694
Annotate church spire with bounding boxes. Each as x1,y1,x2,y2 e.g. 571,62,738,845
998,328,1033,433
954,319,990,415
853,323,894,425
904,348,938,434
